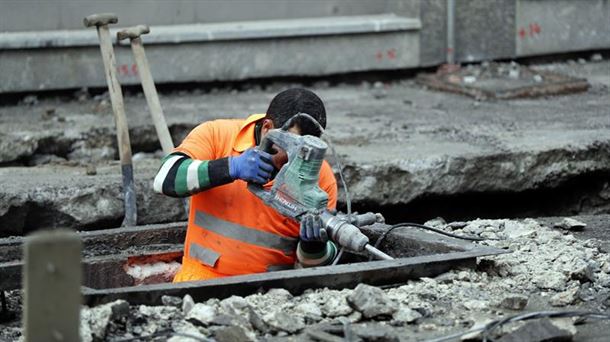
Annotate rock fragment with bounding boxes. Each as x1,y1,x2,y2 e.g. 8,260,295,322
214,326,254,342
247,307,269,334
391,306,422,324
554,218,586,231
550,287,579,307
499,294,528,310
347,284,398,318
182,294,195,316
81,300,129,341
162,295,183,308
263,310,305,333
533,271,567,291
295,302,323,323
351,322,399,342
496,318,574,342
322,294,353,317
186,303,217,326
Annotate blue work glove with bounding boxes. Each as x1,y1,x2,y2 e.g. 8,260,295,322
229,148,274,184
300,212,328,242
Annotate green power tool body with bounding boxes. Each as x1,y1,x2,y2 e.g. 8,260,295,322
248,129,393,260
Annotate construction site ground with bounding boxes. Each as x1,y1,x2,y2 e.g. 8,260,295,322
0,57,609,341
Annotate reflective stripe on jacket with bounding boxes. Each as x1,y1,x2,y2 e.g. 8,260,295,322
172,114,337,282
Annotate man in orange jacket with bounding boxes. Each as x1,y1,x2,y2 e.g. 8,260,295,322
154,88,338,282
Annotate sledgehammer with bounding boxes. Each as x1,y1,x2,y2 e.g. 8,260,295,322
117,25,174,155
84,13,137,227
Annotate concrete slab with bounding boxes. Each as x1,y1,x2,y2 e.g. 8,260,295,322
0,60,608,234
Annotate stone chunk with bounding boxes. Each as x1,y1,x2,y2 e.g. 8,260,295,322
182,294,195,316
347,284,398,318
497,318,574,342
247,307,269,334
186,303,217,327
263,310,305,333
533,271,567,291
392,306,422,324
550,287,579,307
322,295,353,317
351,322,399,342
220,295,250,315
499,294,529,310
295,302,323,323
214,326,254,342
161,295,183,308
266,288,293,301
81,300,130,341
554,218,586,231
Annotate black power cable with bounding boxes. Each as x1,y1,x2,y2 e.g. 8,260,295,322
425,310,610,342
373,222,484,250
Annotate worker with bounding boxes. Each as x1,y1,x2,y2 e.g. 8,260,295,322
153,88,338,282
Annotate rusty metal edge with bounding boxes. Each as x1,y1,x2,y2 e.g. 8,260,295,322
0,247,183,291
82,246,507,307
0,222,187,263
416,71,589,100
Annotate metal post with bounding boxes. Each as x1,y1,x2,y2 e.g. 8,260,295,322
447,0,456,64
23,230,82,342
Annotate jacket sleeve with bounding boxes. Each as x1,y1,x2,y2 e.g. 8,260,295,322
153,121,233,198
153,152,233,198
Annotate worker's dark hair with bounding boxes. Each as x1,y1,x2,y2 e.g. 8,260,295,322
265,88,327,137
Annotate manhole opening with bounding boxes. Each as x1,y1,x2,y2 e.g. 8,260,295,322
0,221,498,297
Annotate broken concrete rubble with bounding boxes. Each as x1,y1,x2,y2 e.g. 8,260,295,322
347,283,398,319
2,216,609,341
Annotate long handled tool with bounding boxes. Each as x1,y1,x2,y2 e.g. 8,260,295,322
117,25,174,155
84,13,137,227
117,25,189,215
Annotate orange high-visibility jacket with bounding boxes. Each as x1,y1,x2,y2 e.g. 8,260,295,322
172,114,337,282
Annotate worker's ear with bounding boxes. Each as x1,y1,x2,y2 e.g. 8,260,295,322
261,119,274,136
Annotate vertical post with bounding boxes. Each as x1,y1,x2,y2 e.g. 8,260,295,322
447,0,456,64
23,230,82,342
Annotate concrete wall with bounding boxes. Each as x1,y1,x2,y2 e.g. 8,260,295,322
0,0,418,32
516,0,610,56
0,0,608,93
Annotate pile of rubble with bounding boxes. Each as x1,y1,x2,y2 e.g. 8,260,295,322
73,218,610,341
1,217,608,341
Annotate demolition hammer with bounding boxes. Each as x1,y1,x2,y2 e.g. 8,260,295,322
248,128,393,261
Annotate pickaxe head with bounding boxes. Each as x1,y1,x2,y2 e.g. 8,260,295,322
83,13,118,28
117,25,150,41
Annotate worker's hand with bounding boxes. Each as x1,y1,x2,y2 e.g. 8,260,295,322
300,212,328,242
229,148,274,184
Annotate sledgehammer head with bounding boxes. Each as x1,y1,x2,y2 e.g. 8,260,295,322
83,13,118,27
117,25,150,41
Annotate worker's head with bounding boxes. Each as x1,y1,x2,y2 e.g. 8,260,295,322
262,88,327,137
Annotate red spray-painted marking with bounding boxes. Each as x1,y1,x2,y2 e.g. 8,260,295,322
519,22,542,39
117,63,138,77
376,49,398,61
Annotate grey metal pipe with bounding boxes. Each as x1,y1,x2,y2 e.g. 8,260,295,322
446,0,456,64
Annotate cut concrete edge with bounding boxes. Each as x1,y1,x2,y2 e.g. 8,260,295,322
0,14,421,49
82,246,505,306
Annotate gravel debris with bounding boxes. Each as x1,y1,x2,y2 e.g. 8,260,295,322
3,217,610,341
